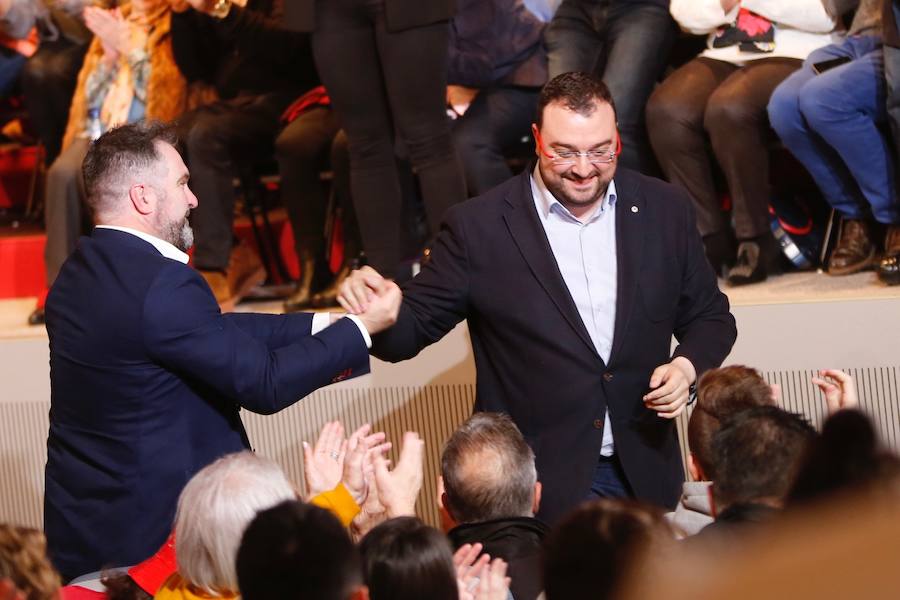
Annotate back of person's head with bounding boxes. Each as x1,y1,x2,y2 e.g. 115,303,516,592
542,499,675,600
82,120,178,219
712,406,816,510
359,517,457,600
102,572,152,600
788,409,900,506
174,452,297,595
688,365,775,480
237,500,363,600
536,71,617,127
441,412,538,524
0,524,60,600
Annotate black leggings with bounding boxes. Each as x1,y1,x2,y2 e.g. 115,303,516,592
312,0,466,275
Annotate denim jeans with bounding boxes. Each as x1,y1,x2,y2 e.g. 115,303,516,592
545,0,677,173
768,35,900,225
586,454,633,500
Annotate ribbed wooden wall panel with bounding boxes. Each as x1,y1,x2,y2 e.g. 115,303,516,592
3,369,899,529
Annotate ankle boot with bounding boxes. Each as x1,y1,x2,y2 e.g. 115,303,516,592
726,233,780,286
876,224,900,285
284,249,319,312
828,218,876,276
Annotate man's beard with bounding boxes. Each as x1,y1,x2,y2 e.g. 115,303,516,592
160,214,194,252
540,163,611,212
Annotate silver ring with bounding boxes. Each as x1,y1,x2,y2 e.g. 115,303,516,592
329,451,340,460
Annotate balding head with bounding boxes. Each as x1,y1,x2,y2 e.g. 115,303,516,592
441,412,538,523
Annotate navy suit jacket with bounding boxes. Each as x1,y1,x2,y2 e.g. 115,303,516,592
372,168,737,523
44,228,369,580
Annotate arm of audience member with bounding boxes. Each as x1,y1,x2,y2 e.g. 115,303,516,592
670,189,737,379
669,0,740,34
447,0,496,88
742,0,836,33
303,420,348,497
143,264,374,415
310,485,361,527
169,7,222,83
341,206,471,363
812,369,859,414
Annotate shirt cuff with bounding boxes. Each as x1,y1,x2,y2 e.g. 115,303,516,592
310,312,372,349
345,314,372,349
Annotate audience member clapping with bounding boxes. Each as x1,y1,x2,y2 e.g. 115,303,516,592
541,499,676,600
154,452,297,599
440,412,546,600
0,525,60,600
237,500,366,600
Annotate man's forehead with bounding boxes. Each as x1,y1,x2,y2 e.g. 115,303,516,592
155,140,189,178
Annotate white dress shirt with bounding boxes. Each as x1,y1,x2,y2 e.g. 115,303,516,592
530,167,618,456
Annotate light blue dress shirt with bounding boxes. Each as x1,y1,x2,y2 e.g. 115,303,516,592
530,166,618,456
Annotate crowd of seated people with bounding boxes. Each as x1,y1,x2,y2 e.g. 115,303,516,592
1,366,898,600
2,0,900,321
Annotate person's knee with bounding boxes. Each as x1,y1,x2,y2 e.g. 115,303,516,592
766,82,801,136
275,123,330,163
796,83,840,132
703,85,758,134
182,111,230,158
645,87,699,147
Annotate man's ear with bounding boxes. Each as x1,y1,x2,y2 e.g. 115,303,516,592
348,585,369,600
531,123,541,156
532,480,542,515
687,453,706,482
128,183,155,216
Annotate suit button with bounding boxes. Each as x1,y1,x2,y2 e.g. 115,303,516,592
603,372,613,382
593,419,603,430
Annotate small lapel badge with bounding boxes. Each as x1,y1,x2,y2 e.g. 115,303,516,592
631,205,639,213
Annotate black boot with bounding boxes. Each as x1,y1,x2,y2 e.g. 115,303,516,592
726,233,780,286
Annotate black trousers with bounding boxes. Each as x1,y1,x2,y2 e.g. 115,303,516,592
312,0,466,275
22,38,88,165
179,92,295,271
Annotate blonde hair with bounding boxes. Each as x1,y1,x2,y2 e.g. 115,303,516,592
174,452,297,596
0,524,61,600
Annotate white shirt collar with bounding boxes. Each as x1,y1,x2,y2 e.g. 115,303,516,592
95,225,190,264
531,164,617,223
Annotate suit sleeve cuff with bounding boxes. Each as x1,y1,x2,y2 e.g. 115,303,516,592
344,314,372,348
310,313,371,348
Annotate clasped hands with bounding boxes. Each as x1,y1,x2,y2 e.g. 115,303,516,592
337,266,402,335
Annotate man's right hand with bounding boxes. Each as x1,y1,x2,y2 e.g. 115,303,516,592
338,266,401,335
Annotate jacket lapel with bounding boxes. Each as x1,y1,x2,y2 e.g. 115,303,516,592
502,171,602,362
609,169,645,366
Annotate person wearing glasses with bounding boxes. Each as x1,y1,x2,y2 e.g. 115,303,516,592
338,72,737,524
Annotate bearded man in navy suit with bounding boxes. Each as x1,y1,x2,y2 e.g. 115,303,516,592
339,72,737,523
43,122,401,581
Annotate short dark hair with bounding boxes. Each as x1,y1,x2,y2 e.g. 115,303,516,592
688,366,775,478
535,71,617,128
542,499,675,600
359,517,458,600
236,500,361,600
82,121,178,218
441,412,536,523
712,406,816,508
788,409,900,506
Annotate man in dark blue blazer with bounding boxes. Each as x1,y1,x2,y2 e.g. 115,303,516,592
43,122,401,581
339,73,737,524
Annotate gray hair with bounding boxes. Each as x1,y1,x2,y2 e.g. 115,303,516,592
441,412,537,523
174,452,297,595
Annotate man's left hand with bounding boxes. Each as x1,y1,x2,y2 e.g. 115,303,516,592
643,357,696,419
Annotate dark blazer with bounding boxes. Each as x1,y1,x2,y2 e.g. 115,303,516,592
44,228,368,581
373,168,736,523
282,0,456,33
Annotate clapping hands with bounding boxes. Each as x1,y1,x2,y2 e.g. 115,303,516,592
83,6,131,62
812,369,858,414
454,543,511,600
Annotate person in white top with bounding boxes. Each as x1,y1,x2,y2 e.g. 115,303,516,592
646,0,836,285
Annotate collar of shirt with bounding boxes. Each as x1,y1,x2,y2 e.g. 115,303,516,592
531,163,617,225
95,225,190,264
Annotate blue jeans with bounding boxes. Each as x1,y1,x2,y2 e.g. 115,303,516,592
768,35,900,225
586,455,633,500
545,0,677,174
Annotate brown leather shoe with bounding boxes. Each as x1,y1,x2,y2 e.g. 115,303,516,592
828,218,876,276
876,225,900,285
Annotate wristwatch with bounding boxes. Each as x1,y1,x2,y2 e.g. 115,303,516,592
210,0,232,19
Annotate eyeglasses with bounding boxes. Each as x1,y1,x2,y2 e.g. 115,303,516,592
533,128,622,166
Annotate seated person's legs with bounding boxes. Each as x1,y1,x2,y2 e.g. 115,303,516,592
703,57,801,285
